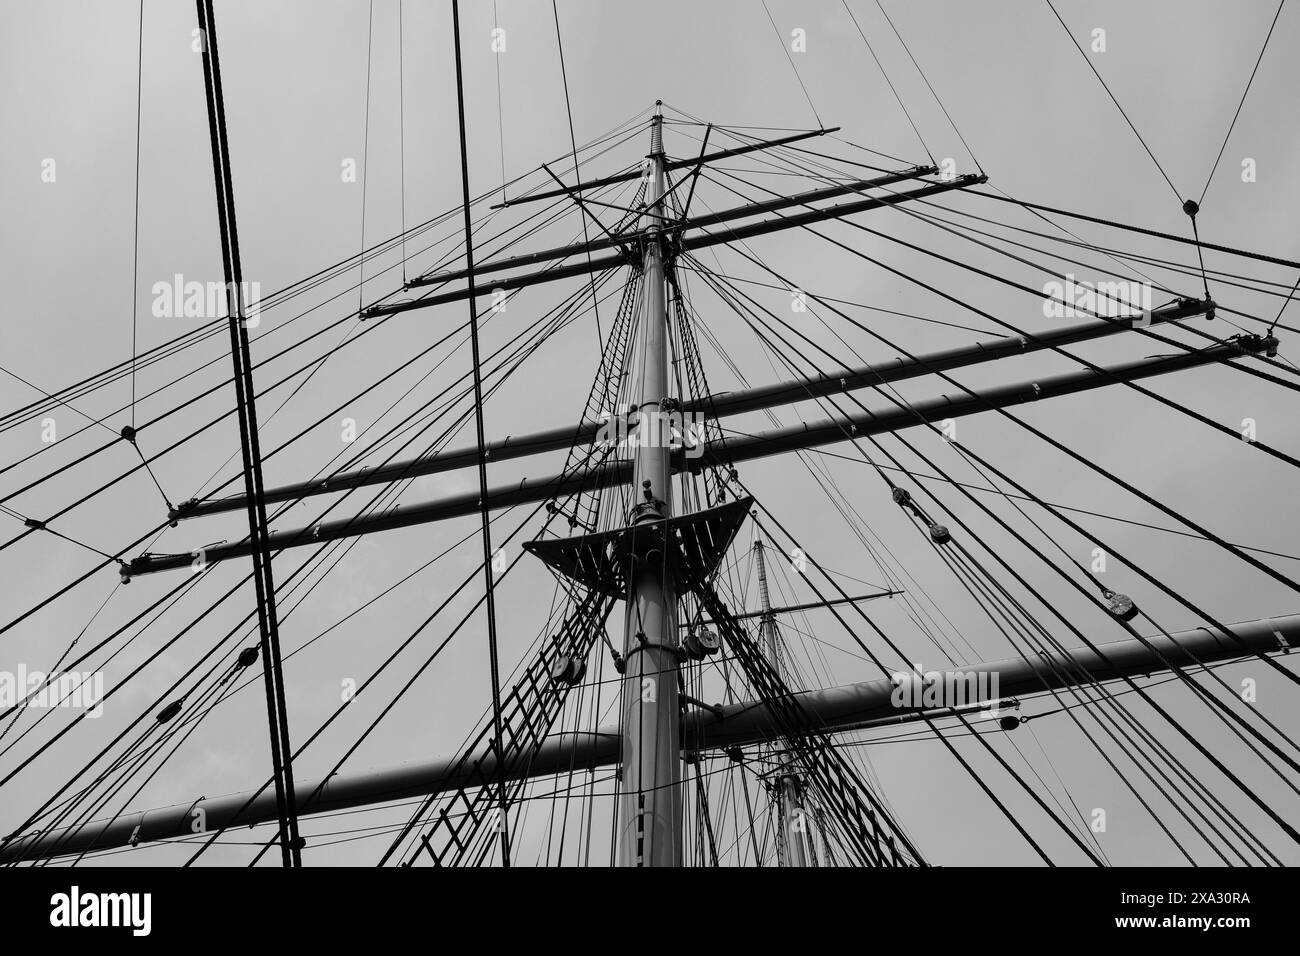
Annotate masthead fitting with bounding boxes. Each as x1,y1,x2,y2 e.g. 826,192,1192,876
650,113,664,157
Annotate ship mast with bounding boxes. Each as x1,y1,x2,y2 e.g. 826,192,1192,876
17,41,1287,860
617,107,683,867
755,541,813,867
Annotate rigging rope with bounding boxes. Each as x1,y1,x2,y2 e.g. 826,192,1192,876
1198,0,1286,205
129,0,144,429
760,0,824,128
1043,0,1181,203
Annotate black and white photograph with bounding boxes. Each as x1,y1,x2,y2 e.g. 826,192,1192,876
0,0,1294,936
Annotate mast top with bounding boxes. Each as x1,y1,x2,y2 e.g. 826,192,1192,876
650,109,664,157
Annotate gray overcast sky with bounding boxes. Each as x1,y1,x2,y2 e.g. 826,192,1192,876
1,0,1298,866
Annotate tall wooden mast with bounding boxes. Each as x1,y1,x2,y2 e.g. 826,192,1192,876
616,107,683,867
